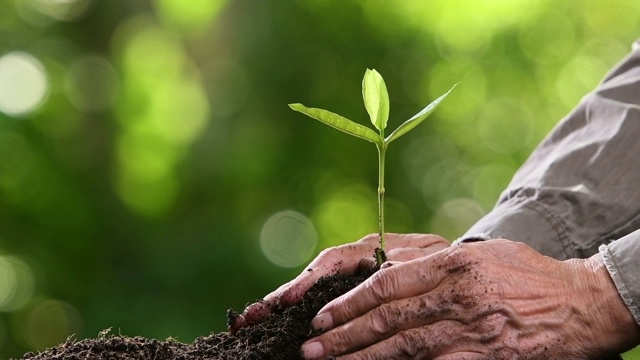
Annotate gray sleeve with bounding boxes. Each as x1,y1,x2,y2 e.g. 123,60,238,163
461,39,640,260
600,233,640,325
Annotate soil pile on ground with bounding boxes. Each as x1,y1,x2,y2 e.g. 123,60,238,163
13,267,375,360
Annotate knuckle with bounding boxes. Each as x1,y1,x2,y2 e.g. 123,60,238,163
327,328,354,355
368,269,399,303
385,248,400,257
443,245,478,271
369,303,402,336
392,330,421,357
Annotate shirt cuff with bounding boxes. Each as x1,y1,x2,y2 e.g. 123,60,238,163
460,197,578,260
599,235,640,326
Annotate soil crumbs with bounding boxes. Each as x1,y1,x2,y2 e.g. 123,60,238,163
14,267,375,360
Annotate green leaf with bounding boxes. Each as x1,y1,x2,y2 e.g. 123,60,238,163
289,103,381,144
362,69,390,132
385,83,458,144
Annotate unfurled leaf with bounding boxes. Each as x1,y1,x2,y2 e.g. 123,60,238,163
289,103,381,144
385,83,458,144
362,69,390,132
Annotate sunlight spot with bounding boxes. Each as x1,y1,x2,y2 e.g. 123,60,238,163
112,17,210,216
0,256,35,312
519,11,577,64
65,55,119,113
312,183,376,248
260,210,317,268
555,56,609,110
26,0,93,22
152,0,227,34
0,52,49,117
426,59,486,120
477,98,534,154
429,198,486,240
21,299,83,351
115,170,178,218
470,163,516,209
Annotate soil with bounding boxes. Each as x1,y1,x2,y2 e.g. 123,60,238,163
13,266,375,360
11,264,626,360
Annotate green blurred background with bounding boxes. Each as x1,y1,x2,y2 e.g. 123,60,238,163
0,0,639,358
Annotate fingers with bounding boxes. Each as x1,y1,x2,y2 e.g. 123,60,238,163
232,233,450,332
304,293,443,357
304,319,482,360
230,234,383,332
304,310,513,360
271,233,447,308
312,252,451,331
264,234,383,305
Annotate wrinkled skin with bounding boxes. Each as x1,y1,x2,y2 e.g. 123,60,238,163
229,233,449,332
300,240,640,360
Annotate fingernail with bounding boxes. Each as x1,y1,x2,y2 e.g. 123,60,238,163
301,341,324,359
312,312,333,330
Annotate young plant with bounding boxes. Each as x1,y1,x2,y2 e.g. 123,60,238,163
289,69,457,265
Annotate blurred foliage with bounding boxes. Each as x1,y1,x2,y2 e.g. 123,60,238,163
0,0,639,358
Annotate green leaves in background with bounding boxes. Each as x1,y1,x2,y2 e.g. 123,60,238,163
288,103,381,144
385,83,459,144
362,69,389,133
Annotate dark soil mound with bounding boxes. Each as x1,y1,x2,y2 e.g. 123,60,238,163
13,267,375,360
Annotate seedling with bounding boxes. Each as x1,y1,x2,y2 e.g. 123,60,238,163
289,69,457,265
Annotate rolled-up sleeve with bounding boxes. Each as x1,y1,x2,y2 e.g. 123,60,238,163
460,40,640,325
600,233,640,325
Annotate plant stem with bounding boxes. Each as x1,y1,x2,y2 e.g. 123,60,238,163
375,142,387,265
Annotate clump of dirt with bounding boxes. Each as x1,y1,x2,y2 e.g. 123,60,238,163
13,266,375,360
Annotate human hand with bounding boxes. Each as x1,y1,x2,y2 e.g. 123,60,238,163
228,233,449,333
301,239,640,359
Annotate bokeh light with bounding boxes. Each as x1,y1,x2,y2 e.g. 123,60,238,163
260,210,317,268
429,198,486,240
477,98,534,154
555,56,610,109
20,299,83,351
0,52,49,117
64,55,120,113
519,10,577,65
0,256,34,312
25,0,93,22
469,163,517,209
312,183,377,248
112,16,210,216
152,0,227,34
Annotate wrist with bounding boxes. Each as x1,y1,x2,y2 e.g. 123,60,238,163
571,254,640,356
